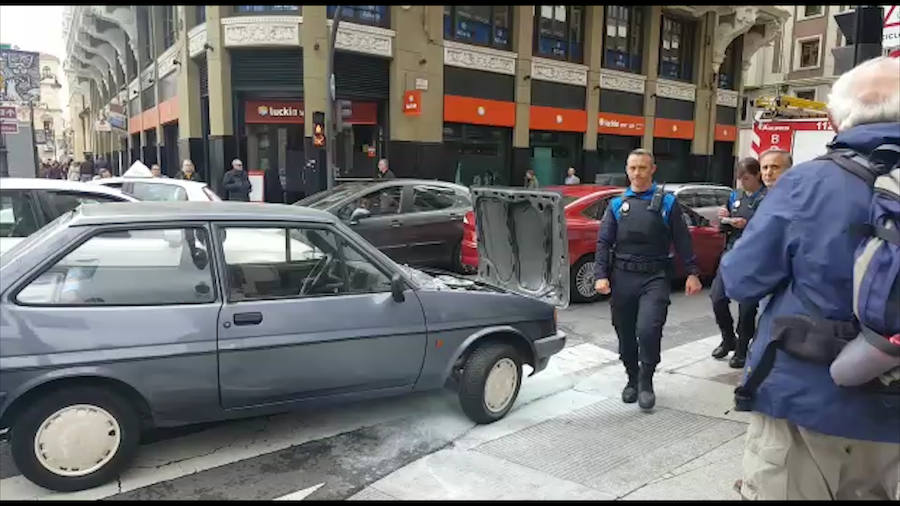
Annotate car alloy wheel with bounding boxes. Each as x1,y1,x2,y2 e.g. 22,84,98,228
34,404,121,477
575,260,596,300
483,358,519,413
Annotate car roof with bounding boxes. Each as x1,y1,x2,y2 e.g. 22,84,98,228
95,177,210,189
664,183,732,192
0,178,135,199
68,201,339,227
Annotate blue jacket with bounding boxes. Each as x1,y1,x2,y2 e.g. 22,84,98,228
594,183,699,280
721,122,900,443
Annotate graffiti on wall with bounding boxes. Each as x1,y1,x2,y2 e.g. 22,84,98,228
0,49,41,103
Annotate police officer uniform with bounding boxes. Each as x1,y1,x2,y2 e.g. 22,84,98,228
595,183,699,410
710,186,767,367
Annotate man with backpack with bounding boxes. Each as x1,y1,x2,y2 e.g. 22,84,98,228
721,56,900,500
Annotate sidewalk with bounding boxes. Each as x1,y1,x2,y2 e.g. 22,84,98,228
350,335,749,501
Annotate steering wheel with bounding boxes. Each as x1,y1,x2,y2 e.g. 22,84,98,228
300,254,333,295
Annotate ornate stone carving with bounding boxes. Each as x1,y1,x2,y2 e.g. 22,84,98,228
443,40,516,76
713,7,759,72
717,89,739,108
599,69,646,95
330,21,394,58
157,45,179,79
189,24,207,58
531,57,588,87
656,79,697,102
221,16,301,48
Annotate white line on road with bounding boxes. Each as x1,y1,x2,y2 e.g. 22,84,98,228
274,482,325,500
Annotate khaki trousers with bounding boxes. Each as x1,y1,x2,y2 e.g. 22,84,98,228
740,412,900,500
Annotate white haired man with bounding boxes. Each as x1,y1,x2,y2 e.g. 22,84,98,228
222,158,251,201
722,56,900,500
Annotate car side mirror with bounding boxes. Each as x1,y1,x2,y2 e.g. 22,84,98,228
349,208,371,224
391,273,406,303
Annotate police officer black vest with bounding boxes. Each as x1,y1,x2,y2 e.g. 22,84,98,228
615,194,670,259
725,188,766,250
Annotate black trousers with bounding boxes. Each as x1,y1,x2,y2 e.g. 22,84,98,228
610,267,671,369
709,268,758,344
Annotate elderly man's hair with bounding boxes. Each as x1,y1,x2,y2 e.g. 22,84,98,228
628,148,655,164
828,56,900,131
759,148,793,168
232,159,243,166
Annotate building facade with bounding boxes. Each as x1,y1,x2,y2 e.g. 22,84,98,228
63,5,789,198
34,54,70,163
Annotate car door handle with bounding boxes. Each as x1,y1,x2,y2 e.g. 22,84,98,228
233,312,263,326
449,213,462,221
390,220,402,228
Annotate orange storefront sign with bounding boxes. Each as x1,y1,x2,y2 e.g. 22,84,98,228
529,105,587,132
654,118,695,140
714,124,737,142
443,95,516,127
128,97,179,134
597,112,645,136
403,90,422,116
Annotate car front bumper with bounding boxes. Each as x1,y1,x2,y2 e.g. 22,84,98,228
531,330,566,375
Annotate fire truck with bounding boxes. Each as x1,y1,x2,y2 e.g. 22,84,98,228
749,95,836,165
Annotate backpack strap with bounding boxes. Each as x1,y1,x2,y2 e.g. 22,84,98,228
818,149,880,186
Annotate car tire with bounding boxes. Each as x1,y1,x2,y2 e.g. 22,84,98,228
458,342,523,424
570,255,601,304
10,386,141,492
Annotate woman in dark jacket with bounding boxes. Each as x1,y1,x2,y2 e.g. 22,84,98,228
176,159,201,182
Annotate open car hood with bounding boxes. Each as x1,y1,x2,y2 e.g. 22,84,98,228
471,187,569,308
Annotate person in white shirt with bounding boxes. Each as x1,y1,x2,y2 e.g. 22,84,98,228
564,167,580,185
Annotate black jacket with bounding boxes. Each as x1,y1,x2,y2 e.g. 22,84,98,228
376,169,395,180
223,169,251,201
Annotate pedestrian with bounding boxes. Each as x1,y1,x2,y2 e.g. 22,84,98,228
66,161,81,181
723,56,900,501
594,148,702,411
223,158,251,201
564,167,580,185
376,158,395,180
759,148,792,189
709,158,768,368
95,155,110,172
524,169,539,188
176,159,200,182
79,154,95,182
150,164,163,178
98,168,112,179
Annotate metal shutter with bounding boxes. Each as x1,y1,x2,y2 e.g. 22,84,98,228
198,57,208,98
231,49,304,91
334,52,389,99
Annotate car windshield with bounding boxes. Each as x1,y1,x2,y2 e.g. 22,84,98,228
128,182,188,202
298,183,368,209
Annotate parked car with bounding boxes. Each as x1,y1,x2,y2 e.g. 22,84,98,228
462,185,726,303
0,199,565,492
298,179,472,271
0,178,137,256
662,183,732,226
593,172,629,186
94,177,221,202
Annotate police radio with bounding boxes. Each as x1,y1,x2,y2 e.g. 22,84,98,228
647,183,665,212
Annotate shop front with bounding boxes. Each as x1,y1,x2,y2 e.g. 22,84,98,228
528,105,586,187
596,112,644,180
442,95,515,187
713,124,737,186
653,118,695,183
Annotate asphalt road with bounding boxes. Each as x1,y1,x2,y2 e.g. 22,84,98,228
0,289,723,500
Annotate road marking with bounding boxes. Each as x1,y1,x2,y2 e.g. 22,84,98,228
274,482,325,500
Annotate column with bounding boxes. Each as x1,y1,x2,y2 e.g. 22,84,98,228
583,6,604,180
642,6,662,150
301,5,328,194
206,5,235,194
177,5,204,178
692,11,717,157
388,5,444,176
512,5,534,183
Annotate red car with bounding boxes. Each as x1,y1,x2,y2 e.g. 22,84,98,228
462,185,725,303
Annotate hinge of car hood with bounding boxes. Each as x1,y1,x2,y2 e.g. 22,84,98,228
470,187,570,308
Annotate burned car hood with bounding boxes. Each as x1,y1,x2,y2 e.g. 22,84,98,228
470,187,569,308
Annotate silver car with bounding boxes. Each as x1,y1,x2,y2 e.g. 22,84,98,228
0,197,566,492
663,183,733,226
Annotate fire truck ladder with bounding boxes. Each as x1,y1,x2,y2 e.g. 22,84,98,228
753,95,829,120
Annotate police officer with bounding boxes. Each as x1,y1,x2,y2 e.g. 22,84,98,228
710,158,767,368
594,148,703,411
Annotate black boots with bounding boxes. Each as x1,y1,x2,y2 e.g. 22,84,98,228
729,335,750,368
638,363,656,410
622,366,639,404
711,339,735,359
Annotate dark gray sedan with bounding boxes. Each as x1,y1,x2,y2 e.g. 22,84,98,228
298,179,472,271
0,201,564,492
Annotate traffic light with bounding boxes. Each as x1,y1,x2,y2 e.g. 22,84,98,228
833,6,884,75
312,111,326,148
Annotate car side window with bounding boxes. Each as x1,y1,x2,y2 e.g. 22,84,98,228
16,227,215,306
43,191,125,218
221,226,392,302
697,189,719,208
338,186,402,219
127,182,188,202
410,185,456,213
715,189,731,207
582,197,610,220
0,190,42,238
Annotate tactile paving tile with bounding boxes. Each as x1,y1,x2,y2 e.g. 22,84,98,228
475,398,736,489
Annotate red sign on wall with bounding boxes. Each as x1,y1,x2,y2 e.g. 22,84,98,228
403,90,422,116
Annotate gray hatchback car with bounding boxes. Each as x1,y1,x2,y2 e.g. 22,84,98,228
0,197,566,492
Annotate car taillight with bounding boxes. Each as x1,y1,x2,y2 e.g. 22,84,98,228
464,211,474,226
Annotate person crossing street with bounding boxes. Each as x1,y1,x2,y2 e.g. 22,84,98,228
594,149,703,411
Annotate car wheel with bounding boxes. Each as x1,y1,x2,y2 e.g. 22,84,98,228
458,342,523,424
10,386,141,492
570,255,601,304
